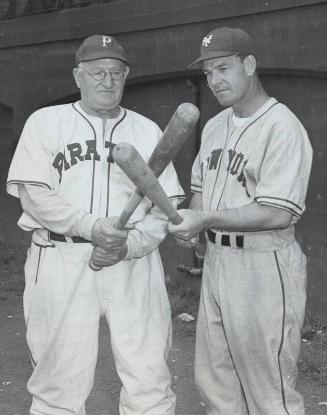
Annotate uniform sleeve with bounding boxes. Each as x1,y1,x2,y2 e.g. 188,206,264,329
7,110,56,198
255,120,312,218
19,184,98,240
125,204,170,259
157,161,185,202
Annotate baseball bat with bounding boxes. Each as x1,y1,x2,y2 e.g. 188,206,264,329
89,143,184,271
115,102,200,223
113,143,184,225
89,103,199,271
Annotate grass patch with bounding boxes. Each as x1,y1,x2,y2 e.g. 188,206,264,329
166,274,200,318
0,242,26,294
300,306,327,377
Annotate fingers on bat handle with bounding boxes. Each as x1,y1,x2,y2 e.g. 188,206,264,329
170,212,183,225
170,213,197,244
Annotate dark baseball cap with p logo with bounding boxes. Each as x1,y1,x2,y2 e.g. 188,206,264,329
189,27,257,67
76,35,130,66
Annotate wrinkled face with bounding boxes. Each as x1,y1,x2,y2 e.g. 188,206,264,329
73,58,129,115
203,54,254,108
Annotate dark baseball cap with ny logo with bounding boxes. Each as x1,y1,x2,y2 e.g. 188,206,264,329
75,35,130,66
189,27,257,67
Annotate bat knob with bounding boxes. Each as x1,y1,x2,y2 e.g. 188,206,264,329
113,142,135,163
89,259,102,272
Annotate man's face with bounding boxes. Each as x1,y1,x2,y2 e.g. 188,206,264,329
73,58,129,115
203,55,252,108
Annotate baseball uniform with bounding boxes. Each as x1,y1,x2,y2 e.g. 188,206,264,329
7,102,184,415
191,97,312,414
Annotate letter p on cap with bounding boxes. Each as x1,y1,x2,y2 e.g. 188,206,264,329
102,36,112,47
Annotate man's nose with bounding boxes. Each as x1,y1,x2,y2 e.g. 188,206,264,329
102,72,114,87
209,71,223,86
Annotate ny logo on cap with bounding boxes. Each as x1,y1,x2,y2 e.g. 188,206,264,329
102,36,112,47
202,35,213,47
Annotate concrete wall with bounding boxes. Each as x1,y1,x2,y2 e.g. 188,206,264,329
0,0,327,319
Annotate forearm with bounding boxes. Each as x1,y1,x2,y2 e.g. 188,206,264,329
169,202,293,241
125,204,171,259
19,184,98,240
189,192,203,211
204,203,293,232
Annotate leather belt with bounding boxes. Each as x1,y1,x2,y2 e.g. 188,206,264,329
207,229,244,248
49,232,90,243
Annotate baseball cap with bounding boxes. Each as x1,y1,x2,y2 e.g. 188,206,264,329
76,35,130,66
189,27,257,67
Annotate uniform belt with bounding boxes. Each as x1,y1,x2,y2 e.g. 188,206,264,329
207,229,244,248
49,232,90,243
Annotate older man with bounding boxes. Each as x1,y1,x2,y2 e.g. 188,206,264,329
7,35,184,415
169,27,312,414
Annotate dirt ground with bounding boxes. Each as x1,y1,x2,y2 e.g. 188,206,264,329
0,291,327,415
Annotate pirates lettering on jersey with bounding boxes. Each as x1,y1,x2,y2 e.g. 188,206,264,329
53,140,116,182
207,147,248,194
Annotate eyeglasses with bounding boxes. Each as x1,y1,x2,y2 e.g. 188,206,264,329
78,65,125,81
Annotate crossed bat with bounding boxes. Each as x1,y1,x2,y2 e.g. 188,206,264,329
89,102,200,271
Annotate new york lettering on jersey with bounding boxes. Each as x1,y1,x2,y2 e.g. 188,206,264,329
200,99,280,211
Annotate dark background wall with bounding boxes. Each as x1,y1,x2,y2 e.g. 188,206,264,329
0,0,327,320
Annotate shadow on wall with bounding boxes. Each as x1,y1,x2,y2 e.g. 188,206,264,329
0,104,28,246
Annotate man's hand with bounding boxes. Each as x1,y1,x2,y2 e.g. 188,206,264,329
90,244,128,268
168,209,209,240
92,217,132,251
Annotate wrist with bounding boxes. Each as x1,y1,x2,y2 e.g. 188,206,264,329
201,212,214,230
80,215,100,242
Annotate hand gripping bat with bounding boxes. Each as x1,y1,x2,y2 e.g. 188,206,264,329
89,102,200,271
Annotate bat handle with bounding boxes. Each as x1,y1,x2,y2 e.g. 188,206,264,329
170,212,183,225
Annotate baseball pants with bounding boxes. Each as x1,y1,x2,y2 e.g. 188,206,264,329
23,235,175,415
195,228,307,415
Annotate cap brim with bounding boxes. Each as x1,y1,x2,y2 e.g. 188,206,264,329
76,52,130,66
188,51,237,68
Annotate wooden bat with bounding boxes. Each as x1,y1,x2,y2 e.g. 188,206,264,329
89,102,199,271
113,143,184,224
115,102,199,222
89,143,184,271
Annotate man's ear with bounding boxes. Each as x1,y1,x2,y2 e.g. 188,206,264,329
124,66,130,80
244,55,256,77
73,67,81,89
